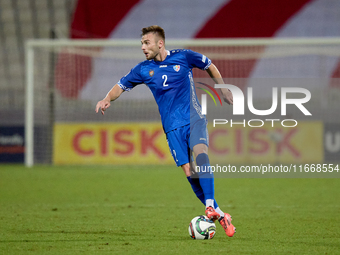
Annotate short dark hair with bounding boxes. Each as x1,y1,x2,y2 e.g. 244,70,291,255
141,25,165,41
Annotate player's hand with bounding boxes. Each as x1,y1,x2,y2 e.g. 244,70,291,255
222,89,233,105
95,99,111,115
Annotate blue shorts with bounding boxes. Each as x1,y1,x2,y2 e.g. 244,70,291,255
166,119,209,167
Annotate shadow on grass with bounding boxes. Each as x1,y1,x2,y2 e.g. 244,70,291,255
0,239,97,243
1,228,198,243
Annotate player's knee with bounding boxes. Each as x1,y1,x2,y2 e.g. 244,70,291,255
193,144,208,156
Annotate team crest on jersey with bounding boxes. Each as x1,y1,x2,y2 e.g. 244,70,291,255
149,69,154,77
173,65,180,72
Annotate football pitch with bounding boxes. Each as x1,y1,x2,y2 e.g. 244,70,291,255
0,165,339,254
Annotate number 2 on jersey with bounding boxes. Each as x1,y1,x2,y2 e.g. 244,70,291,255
162,74,168,87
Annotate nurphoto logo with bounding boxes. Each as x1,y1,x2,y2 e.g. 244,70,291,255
200,84,312,128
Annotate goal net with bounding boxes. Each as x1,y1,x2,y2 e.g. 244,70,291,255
25,38,340,166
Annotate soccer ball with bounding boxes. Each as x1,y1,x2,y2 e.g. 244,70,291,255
188,215,216,239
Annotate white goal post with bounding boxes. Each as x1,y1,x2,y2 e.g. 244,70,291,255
25,38,340,167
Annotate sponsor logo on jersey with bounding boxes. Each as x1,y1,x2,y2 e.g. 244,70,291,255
202,55,207,63
149,69,154,77
173,65,180,72
160,65,167,68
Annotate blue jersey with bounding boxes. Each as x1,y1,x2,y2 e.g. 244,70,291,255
118,49,211,133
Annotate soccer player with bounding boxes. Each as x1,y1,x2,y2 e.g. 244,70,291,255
95,25,235,237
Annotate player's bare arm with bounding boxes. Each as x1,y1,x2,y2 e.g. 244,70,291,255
206,63,233,105
95,84,124,115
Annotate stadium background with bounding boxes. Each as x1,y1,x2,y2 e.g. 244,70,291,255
0,0,340,165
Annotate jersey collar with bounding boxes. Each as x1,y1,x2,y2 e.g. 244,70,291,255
152,50,170,64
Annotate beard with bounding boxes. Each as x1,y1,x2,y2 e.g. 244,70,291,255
145,50,160,60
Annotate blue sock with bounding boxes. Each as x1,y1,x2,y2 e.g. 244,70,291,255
186,176,205,205
196,153,215,206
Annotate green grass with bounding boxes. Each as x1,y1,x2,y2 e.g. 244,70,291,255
0,165,339,254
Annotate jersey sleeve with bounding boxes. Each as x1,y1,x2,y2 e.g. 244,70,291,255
185,49,212,70
117,63,144,91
